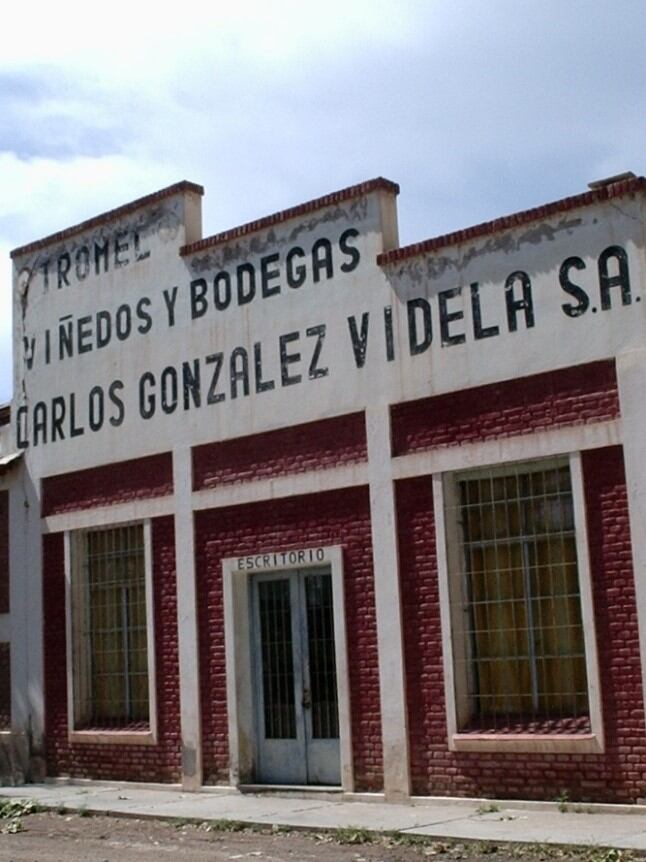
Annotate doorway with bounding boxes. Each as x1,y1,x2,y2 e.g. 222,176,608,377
251,568,341,785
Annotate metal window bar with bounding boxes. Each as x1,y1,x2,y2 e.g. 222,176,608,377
454,461,589,732
80,525,148,728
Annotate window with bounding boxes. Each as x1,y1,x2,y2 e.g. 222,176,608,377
68,523,155,737
439,457,601,746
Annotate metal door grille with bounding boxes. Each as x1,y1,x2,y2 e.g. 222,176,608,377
305,574,339,739
454,461,588,729
258,579,296,739
81,525,148,727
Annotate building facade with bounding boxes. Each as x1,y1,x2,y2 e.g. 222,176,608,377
2,174,646,801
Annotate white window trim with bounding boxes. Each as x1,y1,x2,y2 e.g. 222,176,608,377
64,521,158,746
221,545,354,791
433,451,605,754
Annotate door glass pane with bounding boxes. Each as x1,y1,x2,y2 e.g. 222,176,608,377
305,573,339,739
258,579,296,739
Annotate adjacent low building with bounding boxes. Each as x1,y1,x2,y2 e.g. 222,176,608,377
2,173,646,802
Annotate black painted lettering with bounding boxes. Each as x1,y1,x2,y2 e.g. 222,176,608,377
96,310,112,349
439,287,466,346
137,296,153,334
306,324,328,379
190,278,209,319
286,246,306,288
75,246,90,280
45,329,51,365
279,331,302,385
160,366,178,414
59,316,74,360
470,283,500,339
16,406,28,450
236,263,256,306
254,342,275,393
230,347,250,398
139,372,156,419
559,257,589,317
206,353,225,404
33,402,47,446
69,393,85,438
261,253,281,298
77,316,93,354
40,261,50,291
407,298,432,355
94,238,110,275
348,313,370,368
162,287,178,327
504,271,535,332
133,230,150,261
115,304,132,341
88,386,104,432
214,272,232,310
182,360,201,409
114,230,130,267
339,227,361,272
108,380,125,427
51,396,66,441
599,245,631,310
311,238,333,283
57,253,71,288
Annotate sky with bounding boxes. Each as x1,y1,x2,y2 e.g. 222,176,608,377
1,0,645,404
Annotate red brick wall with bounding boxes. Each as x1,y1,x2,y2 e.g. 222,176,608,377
0,491,8,613
42,453,173,516
194,487,382,790
193,413,367,490
0,642,10,729
391,360,618,456
398,446,646,802
43,518,181,782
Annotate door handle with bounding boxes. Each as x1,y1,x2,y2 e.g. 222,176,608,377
302,688,312,709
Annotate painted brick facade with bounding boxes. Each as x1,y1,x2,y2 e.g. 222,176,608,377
391,360,619,457
41,453,173,516
0,490,8,613
192,412,367,490
0,642,10,729
42,518,181,782
397,446,645,802
194,487,382,790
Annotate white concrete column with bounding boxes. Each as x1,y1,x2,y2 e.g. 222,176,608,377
365,405,410,801
616,348,646,720
172,446,202,790
10,463,43,779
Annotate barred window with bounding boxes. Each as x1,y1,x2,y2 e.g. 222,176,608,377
447,459,589,732
72,524,150,729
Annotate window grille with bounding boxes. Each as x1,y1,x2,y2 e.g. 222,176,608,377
449,460,589,731
74,524,149,728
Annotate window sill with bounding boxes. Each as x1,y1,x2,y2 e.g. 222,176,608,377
450,732,604,754
68,730,157,746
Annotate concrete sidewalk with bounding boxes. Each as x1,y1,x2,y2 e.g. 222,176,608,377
2,782,646,850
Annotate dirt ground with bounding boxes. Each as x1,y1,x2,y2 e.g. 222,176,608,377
0,809,641,862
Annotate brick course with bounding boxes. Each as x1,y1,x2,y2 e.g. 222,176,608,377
194,487,382,790
192,413,367,489
398,446,646,802
391,360,618,456
42,453,173,516
43,518,181,782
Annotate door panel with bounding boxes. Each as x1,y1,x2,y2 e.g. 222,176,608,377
252,568,340,785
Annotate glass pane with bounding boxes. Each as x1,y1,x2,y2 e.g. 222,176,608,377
258,579,297,739
305,573,339,739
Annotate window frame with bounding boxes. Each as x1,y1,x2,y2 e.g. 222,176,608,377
434,451,604,753
64,520,158,745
